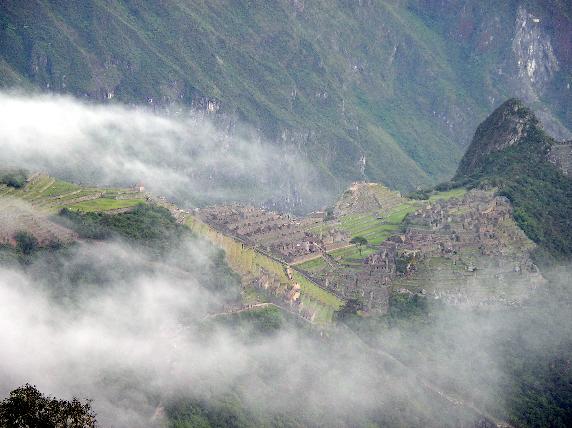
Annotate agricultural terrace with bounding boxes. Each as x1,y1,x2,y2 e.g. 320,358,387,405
297,188,468,269
0,173,147,214
186,215,342,324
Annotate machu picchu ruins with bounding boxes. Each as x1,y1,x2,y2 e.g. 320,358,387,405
191,183,545,316
0,169,549,321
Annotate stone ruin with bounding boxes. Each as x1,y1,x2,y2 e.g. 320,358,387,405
360,190,543,307
302,190,544,312
198,204,349,263
251,268,317,322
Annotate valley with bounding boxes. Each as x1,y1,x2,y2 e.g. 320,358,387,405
0,0,571,421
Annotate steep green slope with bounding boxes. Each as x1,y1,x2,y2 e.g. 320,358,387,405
3,1,569,195
454,99,572,257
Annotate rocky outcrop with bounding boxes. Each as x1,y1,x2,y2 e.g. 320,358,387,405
512,6,560,100
548,140,572,177
455,99,539,177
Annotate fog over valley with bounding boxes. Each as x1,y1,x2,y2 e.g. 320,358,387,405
0,2,571,427
0,91,327,212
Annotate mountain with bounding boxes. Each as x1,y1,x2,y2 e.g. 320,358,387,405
453,98,572,257
1,1,570,195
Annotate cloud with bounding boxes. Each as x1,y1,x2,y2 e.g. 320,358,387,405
0,237,483,427
0,237,570,426
0,91,571,427
0,91,328,211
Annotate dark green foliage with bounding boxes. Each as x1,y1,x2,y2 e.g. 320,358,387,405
14,231,38,255
58,209,111,240
0,384,97,427
395,253,416,274
0,169,27,188
406,189,430,200
349,235,368,255
60,204,189,253
166,394,252,428
334,297,364,321
209,306,286,339
388,293,428,321
349,236,368,246
456,122,572,257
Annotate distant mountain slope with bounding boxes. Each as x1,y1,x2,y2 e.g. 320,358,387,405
454,98,572,257
0,1,570,193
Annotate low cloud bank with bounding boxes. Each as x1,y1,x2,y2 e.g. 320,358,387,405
1,236,570,426
0,91,328,211
0,240,444,427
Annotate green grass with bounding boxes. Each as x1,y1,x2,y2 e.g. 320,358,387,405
428,187,467,202
329,245,377,261
54,190,101,202
292,271,342,323
42,180,81,197
337,202,418,247
295,256,327,272
66,198,145,212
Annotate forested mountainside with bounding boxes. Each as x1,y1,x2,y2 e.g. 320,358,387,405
1,0,570,195
452,98,572,257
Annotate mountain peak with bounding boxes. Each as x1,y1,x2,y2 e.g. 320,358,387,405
455,99,540,178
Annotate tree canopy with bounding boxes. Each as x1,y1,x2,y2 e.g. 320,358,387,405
0,384,97,427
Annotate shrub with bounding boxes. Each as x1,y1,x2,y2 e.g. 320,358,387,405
15,231,38,255
0,169,27,188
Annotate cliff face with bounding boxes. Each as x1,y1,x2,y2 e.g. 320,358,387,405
0,1,570,194
412,0,572,140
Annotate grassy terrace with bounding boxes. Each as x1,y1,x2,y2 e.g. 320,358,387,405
66,198,146,212
0,174,146,213
299,188,468,269
186,215,342,324
428,187,467,202
336,202,418,249
41,180,81,197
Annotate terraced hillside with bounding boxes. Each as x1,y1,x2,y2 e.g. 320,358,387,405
0,170,546,321
0,173,146,213
186,213,342,324
293,184,540,312
0,172,148,248
0,171,343,324
193,181,533,314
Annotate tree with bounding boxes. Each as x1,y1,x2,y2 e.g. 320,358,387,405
350,236,368,255
0,384,97,427
334,298,364,321
14,231,38,255
323,208,334,222
0,170,27,188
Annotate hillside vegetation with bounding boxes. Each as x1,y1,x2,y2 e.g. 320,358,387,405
453,99,572,257
1,1,570,194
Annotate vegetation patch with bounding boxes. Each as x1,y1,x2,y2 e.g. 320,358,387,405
455,126,572,257
0,169,27,188
66,197,146,212
60,204,188,253
42,180,81,197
